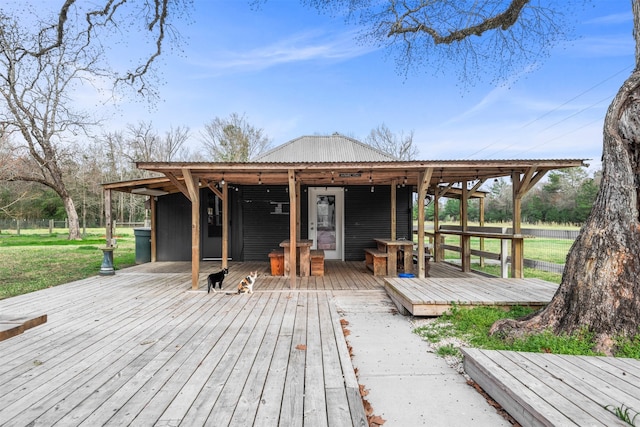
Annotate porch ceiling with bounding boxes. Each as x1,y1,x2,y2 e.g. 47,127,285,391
103,159,587,194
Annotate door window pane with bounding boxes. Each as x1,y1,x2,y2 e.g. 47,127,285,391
316,195,336,250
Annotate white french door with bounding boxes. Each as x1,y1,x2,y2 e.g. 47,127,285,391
308,187,344,260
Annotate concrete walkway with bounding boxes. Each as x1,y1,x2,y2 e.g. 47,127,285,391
333,291,510,427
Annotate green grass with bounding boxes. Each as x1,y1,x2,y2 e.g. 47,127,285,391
414,304,640,359
0,228,136,300
472,264,563,284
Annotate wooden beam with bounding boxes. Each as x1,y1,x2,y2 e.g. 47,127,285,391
183,169,201,290
417,168,433,278
164,172,190,201
288,169,297,289
524,168,550,194
222,181,229,269
391,179,397,240
206,181,223,199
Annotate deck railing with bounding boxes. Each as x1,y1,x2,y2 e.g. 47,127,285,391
416,225,576,277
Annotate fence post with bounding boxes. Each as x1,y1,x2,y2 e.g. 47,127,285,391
49,219,54,234
500,227,508,278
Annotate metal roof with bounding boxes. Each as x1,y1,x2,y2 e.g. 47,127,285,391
252,134,399,163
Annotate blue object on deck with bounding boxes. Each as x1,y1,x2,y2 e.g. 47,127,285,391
398,273,415,278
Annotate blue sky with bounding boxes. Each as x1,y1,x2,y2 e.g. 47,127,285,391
106,1,634,169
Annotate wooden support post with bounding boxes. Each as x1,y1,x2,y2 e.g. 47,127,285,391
417,169,433,278
150,195,157,262
222,181,229,269
500,232,509,278
288,169,297,289
104,189,113,247
479,197,485,268
183,169,201,290
511,171,524,278
296,180,301,238
433,188,441,262
461,180,471,273
391,179,397,240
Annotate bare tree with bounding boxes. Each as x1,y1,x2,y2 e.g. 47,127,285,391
200,113,272,161
365,124,418,160
0,12,100,239
0,1,189,239
125,121,191,163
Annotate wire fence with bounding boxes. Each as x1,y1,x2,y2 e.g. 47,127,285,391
436,225,579,275
0,219,146,234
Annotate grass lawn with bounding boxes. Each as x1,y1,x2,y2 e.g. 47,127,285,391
0,228,136,300
414,305,640,360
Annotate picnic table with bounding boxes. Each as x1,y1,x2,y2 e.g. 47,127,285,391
279,239,313,277
374,238,414,276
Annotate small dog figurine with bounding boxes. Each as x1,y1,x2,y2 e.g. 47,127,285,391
237,271,257,294
207,268,228,293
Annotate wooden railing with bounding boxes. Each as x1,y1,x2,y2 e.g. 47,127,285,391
414,225,574,277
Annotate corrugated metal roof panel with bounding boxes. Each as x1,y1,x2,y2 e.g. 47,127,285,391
252,134,399,163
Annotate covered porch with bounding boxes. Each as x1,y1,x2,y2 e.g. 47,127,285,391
103,154,585,290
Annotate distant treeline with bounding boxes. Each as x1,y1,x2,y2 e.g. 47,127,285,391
421,168,600,226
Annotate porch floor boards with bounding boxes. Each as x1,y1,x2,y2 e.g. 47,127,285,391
0,272,366,426
461,348,640,427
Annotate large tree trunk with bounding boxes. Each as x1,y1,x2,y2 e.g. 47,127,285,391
63,194,81,240
490,62,640,354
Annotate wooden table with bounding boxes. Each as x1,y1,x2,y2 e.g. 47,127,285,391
374,238,414,276
279,239,313,277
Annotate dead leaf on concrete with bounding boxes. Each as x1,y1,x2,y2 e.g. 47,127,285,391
368,415,386,426
295,344,307,351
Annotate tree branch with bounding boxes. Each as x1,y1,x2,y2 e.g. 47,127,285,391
388,0,530,44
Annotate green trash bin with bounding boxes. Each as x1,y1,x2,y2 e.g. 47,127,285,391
134,227,151,264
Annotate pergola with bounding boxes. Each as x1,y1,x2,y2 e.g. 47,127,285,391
103,159,587,289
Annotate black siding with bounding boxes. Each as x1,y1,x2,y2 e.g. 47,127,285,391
344,186,411,260
155,184,412,262
156,192,191,261
241,186,292,261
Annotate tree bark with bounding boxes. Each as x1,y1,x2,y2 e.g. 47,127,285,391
490,68,640,355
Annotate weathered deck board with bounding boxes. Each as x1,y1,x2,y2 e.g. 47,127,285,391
462,349,640,427
0,266,368,426
0,314,47,341
384,277,558,316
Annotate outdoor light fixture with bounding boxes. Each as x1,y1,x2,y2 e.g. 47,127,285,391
131,187,168,196
371,186,374,193
220,173,225,186
258,173,262,185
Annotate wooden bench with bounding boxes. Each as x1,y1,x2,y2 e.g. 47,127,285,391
364,248,388,276
268,248,284,276
310,249,325,276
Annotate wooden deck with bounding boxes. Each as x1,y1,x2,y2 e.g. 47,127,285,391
462,348,640,427
384,276,558,316
0,265,369,426
0,260,572,426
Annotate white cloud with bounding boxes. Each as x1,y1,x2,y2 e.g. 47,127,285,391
189,29,377,75
584,12,633,25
